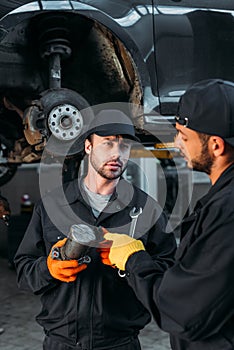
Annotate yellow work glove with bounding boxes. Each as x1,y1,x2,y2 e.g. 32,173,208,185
47,238,87,282
103,232,145,271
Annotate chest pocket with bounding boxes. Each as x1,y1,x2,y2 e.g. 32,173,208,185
43,224,66,245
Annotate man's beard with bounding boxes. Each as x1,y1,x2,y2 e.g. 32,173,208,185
191,142,214,175
90,154,127,180
96,166,126,180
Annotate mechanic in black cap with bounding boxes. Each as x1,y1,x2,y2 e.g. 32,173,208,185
15,109,176,350
85,109,140,142
100,80,234,350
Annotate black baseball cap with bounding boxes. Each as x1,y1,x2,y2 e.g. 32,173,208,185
176,79,234,146
85,109,140,142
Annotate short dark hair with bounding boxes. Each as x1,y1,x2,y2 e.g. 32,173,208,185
198,132,234,162
197,132,211,146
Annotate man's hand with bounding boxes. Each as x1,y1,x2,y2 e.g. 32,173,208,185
47,238,87,282
101,232,145,271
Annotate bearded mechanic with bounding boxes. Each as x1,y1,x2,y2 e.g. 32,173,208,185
14,109,176,350
102,80,234,350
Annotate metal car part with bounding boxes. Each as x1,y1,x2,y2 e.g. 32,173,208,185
48,104,83,141
0,0,233,186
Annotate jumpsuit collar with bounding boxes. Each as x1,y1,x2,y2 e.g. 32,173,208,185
195,163,234,210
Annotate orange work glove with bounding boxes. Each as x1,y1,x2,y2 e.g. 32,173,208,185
97,234,114,267
98,246,113,266
47,238,87,282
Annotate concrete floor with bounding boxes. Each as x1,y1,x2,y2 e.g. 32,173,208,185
0,257,171,350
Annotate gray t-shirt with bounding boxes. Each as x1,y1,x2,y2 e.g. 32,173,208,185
82,182,112,218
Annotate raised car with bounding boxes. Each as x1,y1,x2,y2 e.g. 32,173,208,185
0,0,233,184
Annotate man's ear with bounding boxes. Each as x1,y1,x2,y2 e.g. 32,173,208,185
210,136,225,156
85,139,92,154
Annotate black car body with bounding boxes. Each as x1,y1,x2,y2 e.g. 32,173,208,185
0,0,234,184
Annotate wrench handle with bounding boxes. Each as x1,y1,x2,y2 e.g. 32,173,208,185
129,218,137,238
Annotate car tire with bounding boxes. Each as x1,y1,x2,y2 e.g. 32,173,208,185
0,164,17,186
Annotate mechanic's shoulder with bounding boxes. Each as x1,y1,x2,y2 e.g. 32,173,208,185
39,178,78,200
207,183,234,216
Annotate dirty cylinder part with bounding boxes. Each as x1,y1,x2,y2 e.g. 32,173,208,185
60,224,96,260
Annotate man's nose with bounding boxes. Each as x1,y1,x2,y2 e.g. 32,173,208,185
111,144,121,158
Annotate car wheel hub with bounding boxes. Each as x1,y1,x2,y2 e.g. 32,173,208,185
48,104,83,141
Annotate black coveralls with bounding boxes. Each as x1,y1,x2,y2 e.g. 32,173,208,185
126,165,234,350
14,177,176,350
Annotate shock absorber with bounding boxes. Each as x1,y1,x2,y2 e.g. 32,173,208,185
51,224,103,265
39,15,72,89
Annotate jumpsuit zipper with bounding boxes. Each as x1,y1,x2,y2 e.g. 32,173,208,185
89,278,96,350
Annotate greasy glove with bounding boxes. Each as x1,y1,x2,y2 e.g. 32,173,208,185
103,232,145,271
47,238,87,282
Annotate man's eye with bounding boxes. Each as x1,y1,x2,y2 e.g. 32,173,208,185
103,141,112,146
174,132,187,142
181,135,188,141
121,143,130,150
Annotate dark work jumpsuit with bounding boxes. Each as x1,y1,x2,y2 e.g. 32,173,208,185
15,177,176,350
126,164,234,350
